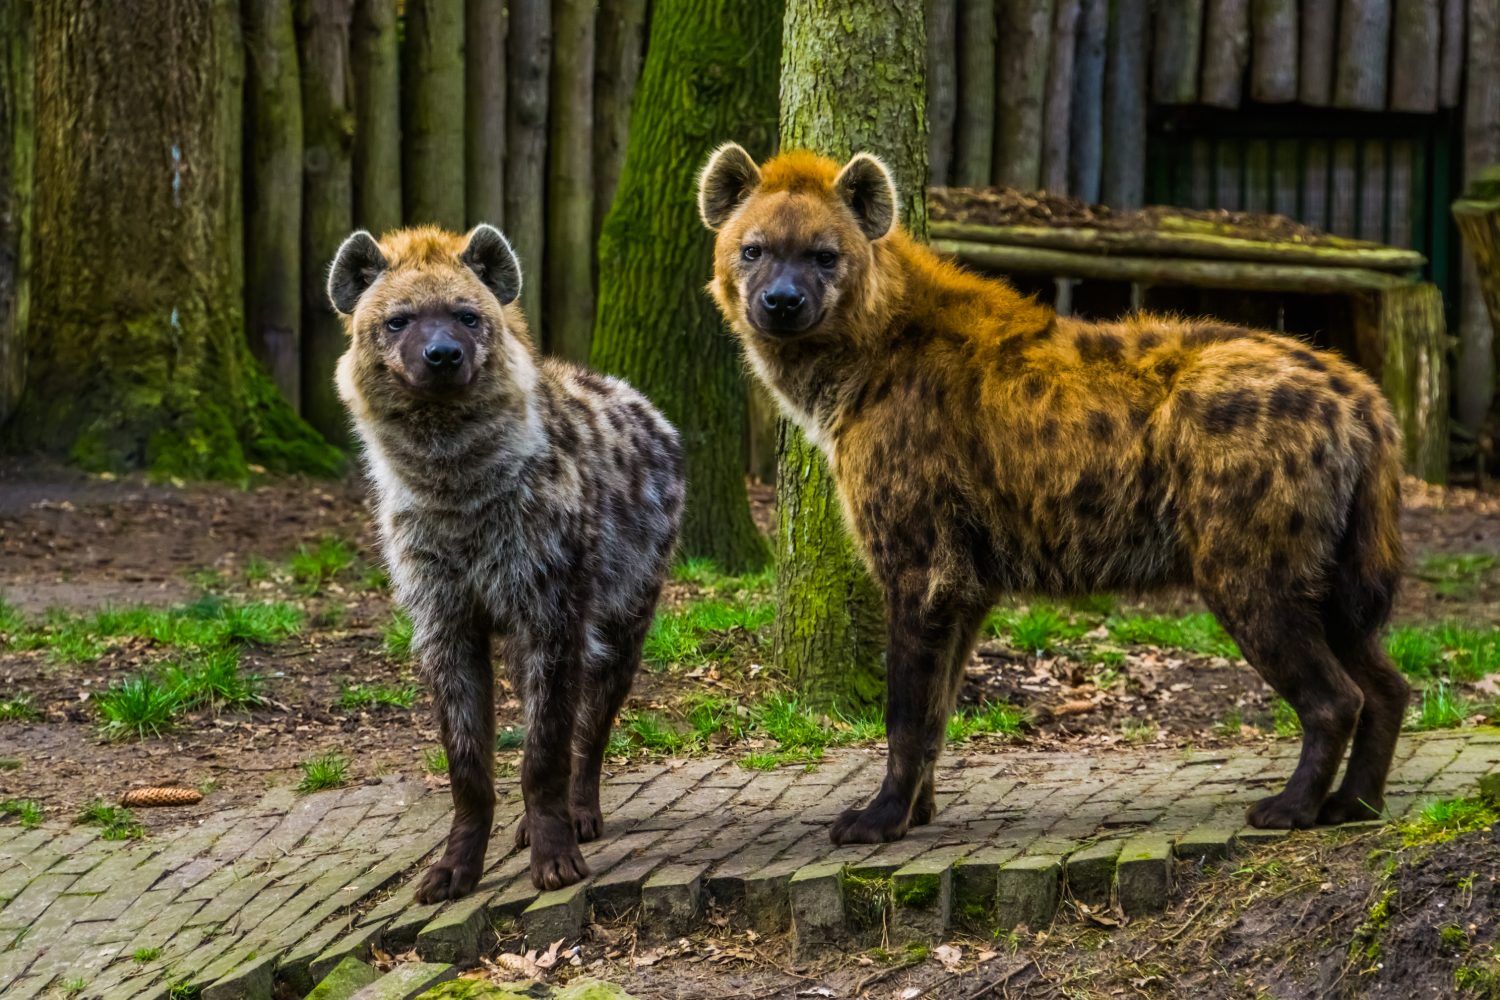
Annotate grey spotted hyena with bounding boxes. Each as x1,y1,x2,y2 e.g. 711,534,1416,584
330,224,684,899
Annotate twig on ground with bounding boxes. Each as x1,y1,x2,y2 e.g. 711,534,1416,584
963,959,1034,1000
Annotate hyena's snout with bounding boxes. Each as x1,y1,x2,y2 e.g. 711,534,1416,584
396,312,481,394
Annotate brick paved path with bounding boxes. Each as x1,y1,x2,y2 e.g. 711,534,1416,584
4,731,1499,999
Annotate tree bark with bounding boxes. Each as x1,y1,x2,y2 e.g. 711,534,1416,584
954,0,995,187
1439,0,1464,107
244,0,303,410
546,0,596,362
352,0,401,234
1040,0,1079,194
1335,0,1392,110
1299,0,1337,105
593,0,648,236
466,0,506,228
777,0,928,710
1354,284,1449,483
298,0,356,445
1102,0,1147,207
1390,0,1439,111
1200,0,1249,108
402,0,466,230
0,0,32,427
1458,0,1500,431
1068,0,1106,201
995,0,1052,190
590,0,778,575
927,0,958,186
1250,0,1297,102
506,0,551,328
1153,0,1203,104
12,0,338,477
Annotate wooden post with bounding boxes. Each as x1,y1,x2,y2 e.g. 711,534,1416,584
1152,0,1203,104
1244,138,1269,214
0,0,32,426
546,0,596,361
927,0,959,186
1068,0,1105,202
465,0,506,228
506,0,551,328
1303,140,1330,230
593,0,647,235
1040,0,1079,194
1452,169,1500,362
1438,0,1464,108
954,0,996,187
1358,139,1387,242
1388,140,1414,248
352,0,402,235
401,0,466,230
1271,138,1299,217
1390,0,1439,112
1335,0,1392,110
1330,139,1358,236
994,0,1052,190
1200,0,1249,108
1250,0,1297,102
1299,0,1337,105
1354,283,1449,483
1458,0,1500,430
1102,0,1147,207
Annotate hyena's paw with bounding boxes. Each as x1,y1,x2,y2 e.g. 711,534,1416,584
1317,791,1384,826
571,802,604,843
909,785,937,827
1246,791,1320,830
830,797,911,845
414,854,482,903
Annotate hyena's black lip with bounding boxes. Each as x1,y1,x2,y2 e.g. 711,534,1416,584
748,309,825,339
392,369,477,400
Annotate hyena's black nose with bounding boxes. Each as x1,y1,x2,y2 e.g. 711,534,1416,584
423,340,464,370
761,282,805,317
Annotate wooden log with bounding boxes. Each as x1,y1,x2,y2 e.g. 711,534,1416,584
1335,0,1392,110
927,0,959,186
506,0,550,326
1353,283,1449,483
1199,0,1249,108
402,0,466,230
0,0,32,426
1299,0,1337,105
1387,139,1414,248
244,0,303,408
1458,0,1500,430
465,0,506,228
1451,170,1500,362
1390,0,1439,112
931,239,1410,293
1358,140,1387,243
1068,0,1105,201
351,0,401,235
547,0,597,362
954,0,996,187
994,0,1052,190
593,0,647,235
1101,0,1147,207
927,219,1427,270
1330,139,1358,236
1439,0,1464,107
1250,0,1297,102
1152,0,1203,104
1302,139,1330,229
1040,0,1079,194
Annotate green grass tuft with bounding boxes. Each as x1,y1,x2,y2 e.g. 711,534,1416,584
1272,699,1302,738
0,798,43,828
1399,796,1498,847
95,675,184,740
1120,719,1157,744
0,758,19,770
1419,552,1497,598
383,611,414,661
737,748,823,770
162,648,263,712
644,596,774,669
290,537,356,592
78,801,143,840
423,747,448,774
496,725,526,750
1106,612,1239,658
296,752,350,793
132,947,161,963
0,694,40,722
621,712,695,754
1408,683,1472,731
335,681,420,712
947,701,1028,743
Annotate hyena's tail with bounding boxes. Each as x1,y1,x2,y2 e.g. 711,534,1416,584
1329,413,1405,637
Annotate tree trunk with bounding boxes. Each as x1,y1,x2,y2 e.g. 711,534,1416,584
1152,0,1203,104
1390,0,1439,111
244,0,303,410
1039,0,1078,194
1439,0,1464,107
590,0,777,575
926,0,958,186
402,0,466,230
0,0,33,427
506,0,550,328
1199,0,1248,107
777,0,928,710
1068,0,1106,201
1250,0,1297,102
593,0,648,236
1101,0,1147,207
298,0,356,445
1458,0,1500,431
1335,0,1392,110
994,0,1052,190
1299,0,1337,105
351,0,401,234
546,0,596,362
954,0,995,187
466,0,506,228
12,0,338,477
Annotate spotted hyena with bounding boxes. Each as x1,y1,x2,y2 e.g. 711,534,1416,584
330,225,684,898
698,144,1407,843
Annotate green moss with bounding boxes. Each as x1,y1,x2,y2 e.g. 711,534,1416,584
893,871,941,909
842,871,892,929
414,982,541,1000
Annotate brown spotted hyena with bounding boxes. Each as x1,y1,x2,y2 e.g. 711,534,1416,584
330,225,684,898
699,145,1407,842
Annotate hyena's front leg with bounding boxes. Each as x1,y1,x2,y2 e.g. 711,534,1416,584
570,607,654,842
514,630,590,890
415,613,496,904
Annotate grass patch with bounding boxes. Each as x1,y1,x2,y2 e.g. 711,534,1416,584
290,537,356,592
1407,683,1473,731
496,725,526,751
0,694,40,722
1272,699,1302,737
162,648,263,712
132,947,161,963
383,610,414,661
335,681,419,712
620,712,696,755
947,701,1027,742
983,604,1089,653
683,694,750,743
1398,796,1498,847
1120,719,1157,744
738,748,824,770
644,596,773,669
0,758,19,770
0,799,43,828
1386,623,1500,682
78,801,143,840
296,752,351,793
1106,612,1238,658
95,675,185,740
95,650,263,739
6,597,301,666
423,747,448,774
1419,552,1497,598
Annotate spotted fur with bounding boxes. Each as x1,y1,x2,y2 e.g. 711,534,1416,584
332,225,684,898
700,145,1407,842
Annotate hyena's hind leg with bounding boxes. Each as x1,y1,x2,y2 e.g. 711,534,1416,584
569,597,658,842
1317,614,1409,825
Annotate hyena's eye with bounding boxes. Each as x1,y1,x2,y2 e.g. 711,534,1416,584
741,244,762,262
386,316,410,333
815,250,839,268
456,311,480,328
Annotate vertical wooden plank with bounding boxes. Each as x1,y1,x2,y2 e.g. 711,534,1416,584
1299,0,1337,105
1214,139,1243,210
1153,0,1203,104
1244,138,1270,213
1200,0,1249,107
546,0,597,362
995,0,1053,189
1068,0,1106,201
1387,140,1413,248
1041,0,1080,193
1189,137,1213,209
1102,0,1148,207
1438,0,1464,107
954,0,996,186
1302,140,1330,230
1329,139,1358,236
1458,0,1500,430
1391,0,1440,111
466,0,506,228
1250,0,1298,102
592,0,647,236
1272,139,1299,218
402,0,466,229
1358,139,1388,242
351,0,402,235
506,0,551,327
927,0,960,186
1335,0,1393,110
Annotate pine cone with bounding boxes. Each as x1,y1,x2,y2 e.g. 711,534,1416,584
120,786,203,808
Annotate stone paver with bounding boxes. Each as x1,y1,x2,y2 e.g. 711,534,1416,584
1,732,1498,996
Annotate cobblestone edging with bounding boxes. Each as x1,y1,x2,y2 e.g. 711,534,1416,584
3,732,1499,998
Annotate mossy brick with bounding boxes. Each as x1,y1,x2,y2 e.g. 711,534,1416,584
415,889,494,963
307,957,383,1000
349,962,458,1000
201,951,275,1000
1065,840,1122,909
279,916,358,995
1114,835,1172,916
380,899,446,953
640,863,706,936
311,921,388,983
1480,772,1500,804
891,856,952,939
995,855,1060,932
1233,827,1291,846
789,861,845,955
951,848,1014,931
739,865,795,933
1174,826,1239,864
522,882,588,946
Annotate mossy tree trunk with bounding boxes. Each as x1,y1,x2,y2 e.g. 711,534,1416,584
777,0,928,710
590,0,777,574
244,0,304,410
11,0,338,478
403,0,466,230
505,0,550,329
546,0,596,361
592,0,648,239
465,0,505,228
0,0,33,427
352,0,402,234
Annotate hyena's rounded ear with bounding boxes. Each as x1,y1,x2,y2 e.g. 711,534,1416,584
697,142,761,231
835,153,898,241
461,224,523,305
327,231,388,315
